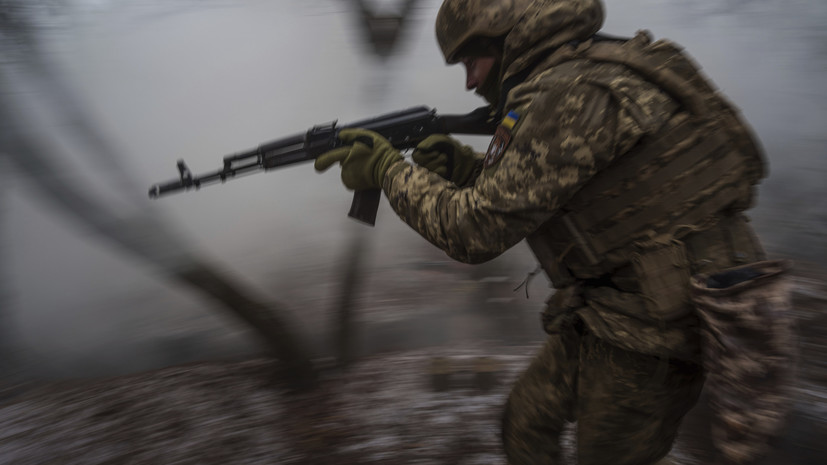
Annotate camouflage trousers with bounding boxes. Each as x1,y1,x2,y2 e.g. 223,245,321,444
502,322,704,465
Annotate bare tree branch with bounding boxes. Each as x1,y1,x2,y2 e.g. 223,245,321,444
0,2,318,390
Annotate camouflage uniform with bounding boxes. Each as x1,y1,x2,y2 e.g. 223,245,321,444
379,0,782,463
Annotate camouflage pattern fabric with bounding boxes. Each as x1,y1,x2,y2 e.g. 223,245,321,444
502,322,704,465
385,0,665,265
386,0,766,360
501,0,605,82
383,61,654,264
436,0,536,63
382,44,669,265
381,0,779,463
690,260,796,464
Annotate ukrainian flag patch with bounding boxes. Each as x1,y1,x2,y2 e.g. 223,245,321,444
484,110,520,168
502,111,519,130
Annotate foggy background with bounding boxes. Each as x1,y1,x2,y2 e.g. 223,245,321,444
1,0,825,383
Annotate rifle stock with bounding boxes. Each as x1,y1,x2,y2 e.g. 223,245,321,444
149,106,498,225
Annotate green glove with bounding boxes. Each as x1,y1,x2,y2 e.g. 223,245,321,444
412,135,481,187
314,128,403,191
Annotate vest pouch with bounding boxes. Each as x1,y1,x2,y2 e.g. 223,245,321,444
690,259,796,464
541,284,584,335
630,242,693,321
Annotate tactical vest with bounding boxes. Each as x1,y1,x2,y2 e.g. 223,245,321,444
527,33,766,291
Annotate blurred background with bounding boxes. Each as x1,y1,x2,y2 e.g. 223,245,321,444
1,0,825,387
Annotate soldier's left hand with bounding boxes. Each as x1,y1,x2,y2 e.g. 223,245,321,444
314,128,403,191
412,134,480,187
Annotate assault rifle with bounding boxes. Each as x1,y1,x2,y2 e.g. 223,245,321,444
148,106,497,225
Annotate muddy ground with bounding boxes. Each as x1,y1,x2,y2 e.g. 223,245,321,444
1,264,825,465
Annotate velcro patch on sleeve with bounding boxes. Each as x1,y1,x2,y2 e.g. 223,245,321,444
484,110,519,168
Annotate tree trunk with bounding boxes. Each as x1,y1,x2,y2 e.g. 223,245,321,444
332,232,367,370
0,7,317,389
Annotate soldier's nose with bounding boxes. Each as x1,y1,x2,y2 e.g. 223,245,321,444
466,71,478,90
463,62,478,90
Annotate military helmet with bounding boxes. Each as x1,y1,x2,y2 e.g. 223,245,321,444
436,0,535,63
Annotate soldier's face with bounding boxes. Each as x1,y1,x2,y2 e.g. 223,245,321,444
461,56,496,93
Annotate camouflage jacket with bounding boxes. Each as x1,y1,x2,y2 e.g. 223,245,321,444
383,43,676,258
382,0,764,360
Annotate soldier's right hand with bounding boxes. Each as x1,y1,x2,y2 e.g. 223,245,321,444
412,134,481,187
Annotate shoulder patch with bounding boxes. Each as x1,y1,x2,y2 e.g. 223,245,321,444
484,110,520,168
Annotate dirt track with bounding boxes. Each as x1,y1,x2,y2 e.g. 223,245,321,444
1,268,825,465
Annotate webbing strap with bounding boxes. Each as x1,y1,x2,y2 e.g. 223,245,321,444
527,221,576,286
583,150,744,256
583,44,710,117
568,115,693,207
529,37,761,280
666,186,741,237
573,127,731,233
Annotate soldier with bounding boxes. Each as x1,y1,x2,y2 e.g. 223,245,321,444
316,0,785,464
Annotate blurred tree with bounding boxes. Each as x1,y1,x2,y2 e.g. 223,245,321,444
0,154,22,400
330,233,367,370
0,0,318,390
346,0,422,58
